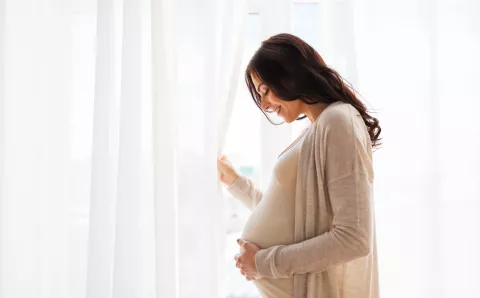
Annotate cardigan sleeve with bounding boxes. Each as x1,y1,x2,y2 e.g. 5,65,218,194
255,105,374,278
226,175,263,211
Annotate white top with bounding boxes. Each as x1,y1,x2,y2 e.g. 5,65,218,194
240,131,306,297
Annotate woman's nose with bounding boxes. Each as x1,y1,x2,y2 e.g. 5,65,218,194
260,97,270,112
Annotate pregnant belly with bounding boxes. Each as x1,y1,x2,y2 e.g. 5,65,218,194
241,212,294,250
238,191,296,297
235,183,297,298
241,192,296,250
242,216,295,298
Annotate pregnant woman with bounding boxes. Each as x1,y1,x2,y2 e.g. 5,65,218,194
217,33,381,298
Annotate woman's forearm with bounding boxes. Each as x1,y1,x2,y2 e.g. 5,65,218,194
227,175,263,211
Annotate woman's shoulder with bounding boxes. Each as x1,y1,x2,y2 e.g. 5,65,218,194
315,101,359,131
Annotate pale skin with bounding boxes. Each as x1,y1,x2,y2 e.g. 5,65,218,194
217,73,329,281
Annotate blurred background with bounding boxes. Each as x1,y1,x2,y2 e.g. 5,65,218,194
0,0,479,298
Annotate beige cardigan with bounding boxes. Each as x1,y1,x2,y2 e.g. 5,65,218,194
229,102,379,298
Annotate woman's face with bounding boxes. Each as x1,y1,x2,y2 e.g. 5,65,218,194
251,74,303,124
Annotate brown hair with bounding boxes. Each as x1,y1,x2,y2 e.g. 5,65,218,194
245,33,381,149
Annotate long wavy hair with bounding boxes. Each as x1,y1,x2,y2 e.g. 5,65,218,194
245,33,382,149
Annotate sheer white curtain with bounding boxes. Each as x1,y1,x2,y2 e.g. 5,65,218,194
0,0,245,297
352,1,480,297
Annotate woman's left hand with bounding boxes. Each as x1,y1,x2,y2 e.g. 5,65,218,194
234,239,261,281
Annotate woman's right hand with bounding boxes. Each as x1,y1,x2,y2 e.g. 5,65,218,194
217,155,239,186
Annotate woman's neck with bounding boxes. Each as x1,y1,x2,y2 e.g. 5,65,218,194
303,102,330,123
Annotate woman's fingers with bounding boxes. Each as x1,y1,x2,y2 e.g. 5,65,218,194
234,239,261,281
217,158,233,174
235,244,260,280
217,156,238,185
217,158,226,172
237,238,251,249
234,254,242,269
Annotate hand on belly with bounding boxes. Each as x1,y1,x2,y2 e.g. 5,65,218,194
234,238,261,281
